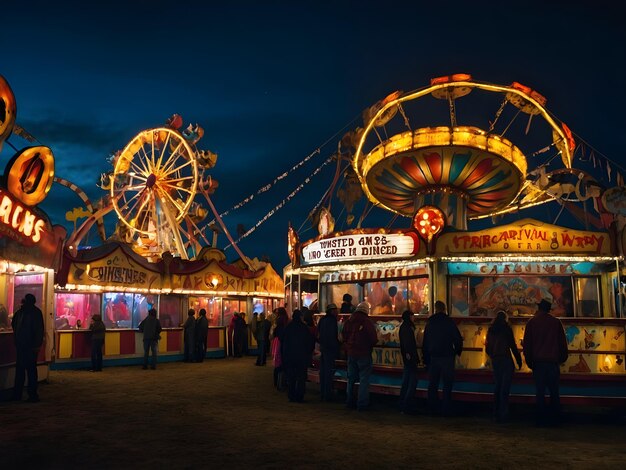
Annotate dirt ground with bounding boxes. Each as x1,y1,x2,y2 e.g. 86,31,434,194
1,358,625,470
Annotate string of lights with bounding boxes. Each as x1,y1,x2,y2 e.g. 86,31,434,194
224,155,333,249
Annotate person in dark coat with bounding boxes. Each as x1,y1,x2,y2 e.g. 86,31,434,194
343,302,378,411
398,310,419,413
281,310,314,402
523,299,568,427
183,309,196,362
340,293,355,314
139,308,162,370
486,310,523,423
250,312,259,343
317,303,340,402
12,294,44,402
195,309,209,362
234,312,246,357
423,300,463,416
255,312,271,365
89,313,106,372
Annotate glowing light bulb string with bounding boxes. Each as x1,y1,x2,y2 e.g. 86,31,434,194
224,155,334,250
546,110,624,185
210,112,361,226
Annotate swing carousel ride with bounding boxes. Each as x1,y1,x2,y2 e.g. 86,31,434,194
285,74,626,404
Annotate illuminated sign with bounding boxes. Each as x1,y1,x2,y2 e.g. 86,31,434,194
448,262,597,276
67,249,160,289
0,188,47,243
321,265,428,283
88,265,147,285
5,146,55,206
439,219,609,255
301,232,418,266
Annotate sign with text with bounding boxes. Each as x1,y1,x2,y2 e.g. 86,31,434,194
447,262,597,276
438,219,610,255
301,232,418,266
67,248,161,290
321,265,428,283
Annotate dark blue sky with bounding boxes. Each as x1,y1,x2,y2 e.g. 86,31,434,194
1,1,624,268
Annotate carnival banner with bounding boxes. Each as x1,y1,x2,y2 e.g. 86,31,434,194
438,218,611,255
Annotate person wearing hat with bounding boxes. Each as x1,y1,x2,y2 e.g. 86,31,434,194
11,293,44,402
342,301,378,410
422,300,463,416
523,298,568,427
317,303,340,401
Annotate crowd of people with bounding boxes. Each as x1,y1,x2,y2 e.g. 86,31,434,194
8,293,570,427
259,296,568,427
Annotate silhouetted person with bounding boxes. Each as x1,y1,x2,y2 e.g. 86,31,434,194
255,312,271,366
234,312,246,357
183,309,196,362
139,308,162,370
89,313,106,372
523,299,568,427
343,302,378,411
486,310,522,423
195,309,209,362
271,307,289,390
281,310,314,402
423,300,463,416
399,310,419,414
340,293,355,314
12,294,44,402
317,303,340,401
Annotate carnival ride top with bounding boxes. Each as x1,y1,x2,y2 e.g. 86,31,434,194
350,75,583,231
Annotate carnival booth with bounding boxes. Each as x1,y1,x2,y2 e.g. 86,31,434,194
52,119,283,369
285,75,626,405
0,74,66,390
54,243,283,368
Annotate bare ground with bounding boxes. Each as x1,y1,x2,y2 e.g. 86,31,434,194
1,358,625,469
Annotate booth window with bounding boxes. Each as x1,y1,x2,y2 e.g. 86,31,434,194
365,279,429,315
574,277,601,317
323,283,361,312
14,273,44,318
449,275,576,318
102,293,157,329
223,299,246,328
189,296,223,327
55,293,101,330
159,295,182,327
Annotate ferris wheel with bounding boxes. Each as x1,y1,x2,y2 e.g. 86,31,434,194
110,127,199,258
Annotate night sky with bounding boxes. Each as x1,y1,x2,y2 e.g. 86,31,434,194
1,1,624,269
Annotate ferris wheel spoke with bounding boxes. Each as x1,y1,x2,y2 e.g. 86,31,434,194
155,132,173,171
160,145,186,175
160,181,195,194
117,190,146,218
129,158,150,177
161,175,194,185
162,159,193,178
156,188,186,216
